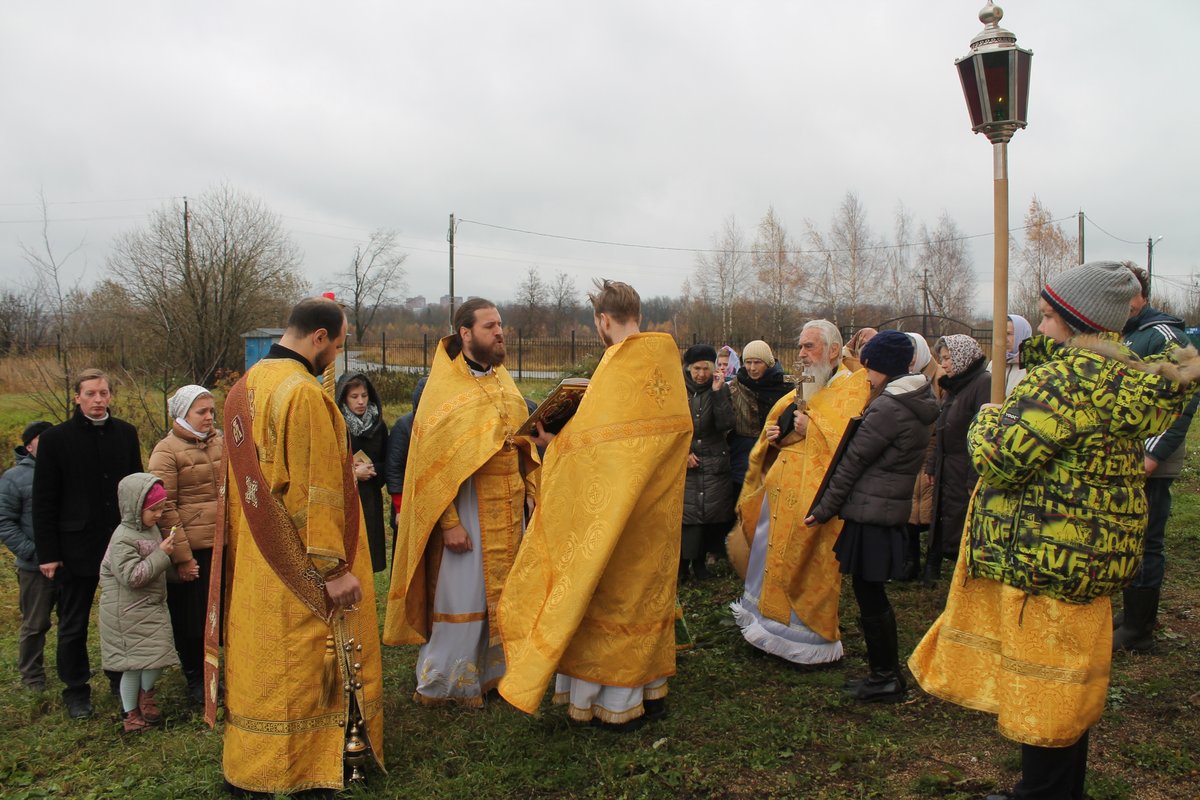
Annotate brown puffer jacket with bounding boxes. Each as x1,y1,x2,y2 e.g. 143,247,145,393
148,423,224,563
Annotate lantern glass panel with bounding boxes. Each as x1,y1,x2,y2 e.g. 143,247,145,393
982,50,1011,122
1015,49,1032,123
957,56,984,128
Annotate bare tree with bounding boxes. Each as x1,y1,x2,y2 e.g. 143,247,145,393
884,204,920,321
751,205,803,343
1013,196,1077,319
512,265,546,335
333,229,408,341
108,184,306,385
804,192,885,327
548,271,578,336
691,215,750,341
0,287,50,355
917,213,975,322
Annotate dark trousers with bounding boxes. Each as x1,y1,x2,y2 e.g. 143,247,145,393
1014,730,1089,800
1133,477,1172,589
57,572,99,702
17,568,59,689
852,576,892,618
168,547,213,678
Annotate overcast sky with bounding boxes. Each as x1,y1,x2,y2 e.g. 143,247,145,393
3,1,1196,321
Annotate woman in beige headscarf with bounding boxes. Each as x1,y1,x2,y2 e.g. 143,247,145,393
148,384,223,705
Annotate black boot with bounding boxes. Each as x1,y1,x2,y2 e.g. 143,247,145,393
1113,587,1159,653
922,551,941,587
852,608,906,703
184,670,206,706
692,558,712,580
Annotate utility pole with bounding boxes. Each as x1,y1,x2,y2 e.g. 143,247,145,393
183,196,191,272
922,268,931,337
1077,210,1084,264
447,213,456,332
1147,235,1163,300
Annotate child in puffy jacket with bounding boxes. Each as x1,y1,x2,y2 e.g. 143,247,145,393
98,473,180,732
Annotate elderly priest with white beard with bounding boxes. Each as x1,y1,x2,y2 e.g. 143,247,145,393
729,320,870,665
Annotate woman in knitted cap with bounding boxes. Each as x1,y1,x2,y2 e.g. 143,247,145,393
680,344,735,580
922,334,991,586
147,385,222,705
99,473,181,732
727,340,791,501
910,261,1200,800
807,330,937,703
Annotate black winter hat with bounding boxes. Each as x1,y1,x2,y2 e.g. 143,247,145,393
860,330,914,379
22,420,52,447
683,344,718,366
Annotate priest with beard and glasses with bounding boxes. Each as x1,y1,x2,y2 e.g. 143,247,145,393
384,298,540,707
728,319,870,666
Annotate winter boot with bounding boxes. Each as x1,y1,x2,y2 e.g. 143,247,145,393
852,608,907,704
138,688,163,724
1112,587,1159,653
185,670,206,706
122,707,151,733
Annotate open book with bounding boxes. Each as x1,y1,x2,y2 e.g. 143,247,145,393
515,378,590,436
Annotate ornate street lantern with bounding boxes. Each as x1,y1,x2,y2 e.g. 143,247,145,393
955,3,1032,402
956,4,1033,143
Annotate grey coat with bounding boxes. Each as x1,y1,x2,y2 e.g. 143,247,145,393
810,374,938,527
682,373,736,525
0,448,37,571
99,472,179,673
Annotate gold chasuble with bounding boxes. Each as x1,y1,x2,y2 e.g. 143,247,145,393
497,332,692,714
383,337,538,648
734,364,868,641
222,357,384,794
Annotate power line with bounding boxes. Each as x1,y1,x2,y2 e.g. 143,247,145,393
1082,213,1144,246
0,195,179,208
457,215,1078,258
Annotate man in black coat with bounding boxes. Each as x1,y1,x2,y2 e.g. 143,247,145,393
33,368,142,719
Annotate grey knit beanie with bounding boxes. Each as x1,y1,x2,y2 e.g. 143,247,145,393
1041,261,1140,333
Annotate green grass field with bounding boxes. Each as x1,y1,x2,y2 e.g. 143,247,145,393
0,393,1197,799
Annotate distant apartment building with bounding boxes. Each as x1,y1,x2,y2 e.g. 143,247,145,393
405,295,427,310
439,294,463,305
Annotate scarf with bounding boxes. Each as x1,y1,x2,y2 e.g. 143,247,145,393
936,334,985,377
1007,314,1033,364
343,402,381,438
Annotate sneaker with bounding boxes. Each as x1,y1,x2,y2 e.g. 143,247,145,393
67,698,95,720
643,698,668,721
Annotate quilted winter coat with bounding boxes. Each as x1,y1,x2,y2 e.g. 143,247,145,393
967,335,1200,603
99,472,179,672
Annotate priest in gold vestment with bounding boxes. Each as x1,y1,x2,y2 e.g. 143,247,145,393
729,320,869,665
219,299,384,795
384,299,538,707
498,280,692,730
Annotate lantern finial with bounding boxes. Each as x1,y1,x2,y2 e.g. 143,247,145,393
979,3,1002,26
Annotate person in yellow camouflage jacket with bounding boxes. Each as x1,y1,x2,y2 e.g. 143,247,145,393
909,260,1200,800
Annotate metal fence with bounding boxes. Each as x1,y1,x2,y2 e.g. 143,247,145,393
351,326,994,381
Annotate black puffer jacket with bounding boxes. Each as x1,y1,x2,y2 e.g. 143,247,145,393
926,356,991,550
810,374,938,526
682,372,736,525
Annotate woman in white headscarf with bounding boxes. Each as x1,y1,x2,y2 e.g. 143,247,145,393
148,384,224,705
987,314,1033,396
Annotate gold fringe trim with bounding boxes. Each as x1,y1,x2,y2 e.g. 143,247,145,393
643,683,669,701
411,676,498,710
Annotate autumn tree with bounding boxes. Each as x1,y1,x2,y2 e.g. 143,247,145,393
1013,196,1077,319
883,204,920,321
107,185,306,385
333,229,408,341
